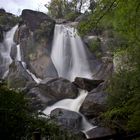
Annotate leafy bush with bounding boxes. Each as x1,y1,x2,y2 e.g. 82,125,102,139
0,82,83,140
102,70,140,133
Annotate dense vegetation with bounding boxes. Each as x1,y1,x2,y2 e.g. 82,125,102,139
45,0,89,20
0,81,82,140
77,0,140,135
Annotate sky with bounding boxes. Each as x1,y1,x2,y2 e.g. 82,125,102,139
0,0,51,15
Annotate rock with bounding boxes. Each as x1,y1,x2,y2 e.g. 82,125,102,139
15,10,56,79
50,108,82,131
38,78,79,101
75,13,89,22
26,87,52,111
21,9,55,32
7,61,35,88
55,19,67,24
10,45,17,60
24,78,79,111
0,8,6,14
0,27,4,42
93,59,113,80
85,127,116,139
80,91,108,117
73,77,104,91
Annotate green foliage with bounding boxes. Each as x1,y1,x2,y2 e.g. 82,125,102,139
64,11,80,21
78,0,140,135
0,13,19,28
102,70,140,132
88,38,102,58
46,0,86,19
0,82,82,140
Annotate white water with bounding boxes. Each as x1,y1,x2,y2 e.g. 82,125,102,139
43,90,95,132
16,44,41,84
16,44,22,61
51,24,92,81
0,25,18,78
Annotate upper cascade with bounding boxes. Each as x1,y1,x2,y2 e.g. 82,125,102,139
51,24,92,81
0,25,18,79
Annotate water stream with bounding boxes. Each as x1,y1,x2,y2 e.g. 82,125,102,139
0,24,95,137
51,24,92,81
43,90,95,132
0,25,18,78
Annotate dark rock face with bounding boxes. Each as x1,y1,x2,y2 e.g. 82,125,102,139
80,91,108,118
24,78,79,110
50,108,82,131
15,9,57,79
0,27,3,42
0,9,6,14
26,86,52,111
7,61,34,88
38,78,79,101
86,127,115,139
73,77,104,91
22,9,55,32
10,45,17,60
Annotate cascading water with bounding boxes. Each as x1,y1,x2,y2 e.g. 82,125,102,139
0,24,41,83
43,24,95,137
43,90,95,132
51,24,92,81
0,25,18,78
15,44,41,83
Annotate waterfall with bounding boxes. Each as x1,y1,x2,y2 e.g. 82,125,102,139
16,44,41,83
51,24,92,81
16,44,22,61
43,90,95,132
0,25,18,78
44,24,95,137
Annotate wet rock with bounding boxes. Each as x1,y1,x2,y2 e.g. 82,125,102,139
22,9,55,32
0,27,4,42
38,78,79,101
24,78,79,111
26,87,52,111
86,127,116,139
0,8,6,14
10,45,17,60
7,61,34,88
75,13,89,22
50,108,82,131
80,91,108,118
73,77,104,91
15,10,56,79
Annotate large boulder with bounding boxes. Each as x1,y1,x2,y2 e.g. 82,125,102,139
80,91,108,118
0,26,3,42
50,108,82,131
38,78,79,101
22,9,55,33
24,78,79,110
14,10,57,79
85,127,116,139
7,61,34,88
26,86,52,111
73,77,104,91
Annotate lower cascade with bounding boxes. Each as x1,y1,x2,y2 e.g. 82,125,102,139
43,90,96,135
0,25,18,78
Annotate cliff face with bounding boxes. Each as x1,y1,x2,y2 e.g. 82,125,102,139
15,9,57,79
